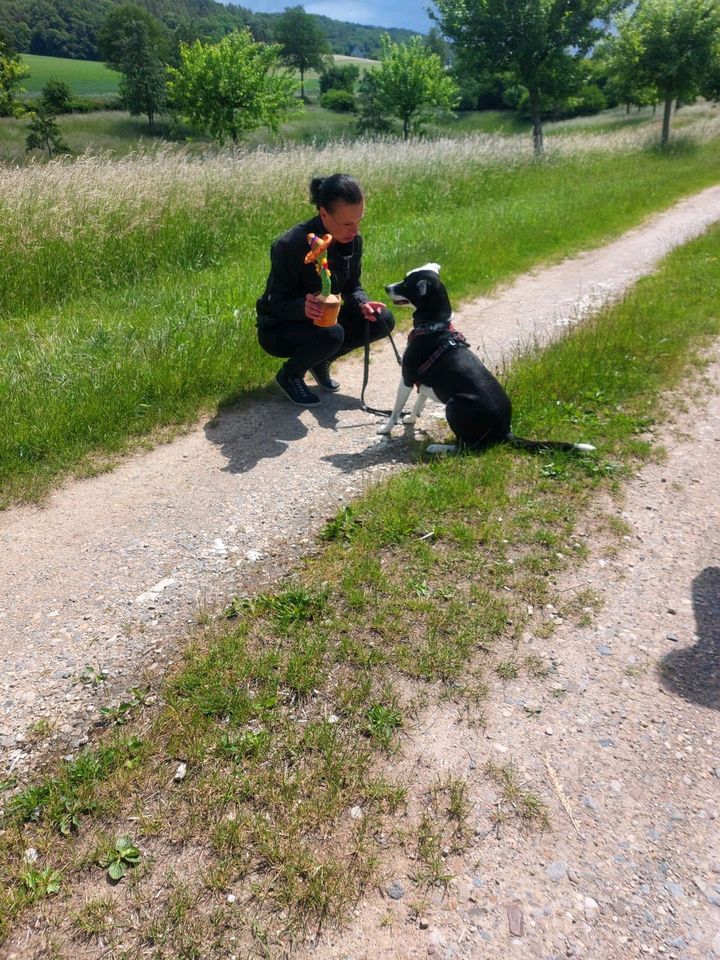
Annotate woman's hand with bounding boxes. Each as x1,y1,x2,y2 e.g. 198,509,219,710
361,300,386,321
305,293,324,322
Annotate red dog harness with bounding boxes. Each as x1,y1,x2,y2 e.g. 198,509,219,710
409,323,469,381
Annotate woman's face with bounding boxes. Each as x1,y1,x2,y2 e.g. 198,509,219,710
319,200,365,244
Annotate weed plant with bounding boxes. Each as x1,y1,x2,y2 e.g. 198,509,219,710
0,225,718,954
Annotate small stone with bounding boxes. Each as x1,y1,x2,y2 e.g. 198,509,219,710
23,848,38,864
545,861,568,882
387,881,404,900
666,634,679,642
506,901,523,937
693,877,720,907
419,917,429,929
584,897,599,922
349,805,363,820
226,893,236,903
173,762,188,782
664,881,683,898
610,898,629,917
597,644,612,656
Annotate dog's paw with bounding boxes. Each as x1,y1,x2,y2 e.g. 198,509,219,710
425,443,458,456
401,414,417,425
376,422,394,436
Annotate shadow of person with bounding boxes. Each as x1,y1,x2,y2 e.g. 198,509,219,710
321,423,427,475
659,566,720,711
203,388,364,475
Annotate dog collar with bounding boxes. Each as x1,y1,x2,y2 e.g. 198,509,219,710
409,320,456,340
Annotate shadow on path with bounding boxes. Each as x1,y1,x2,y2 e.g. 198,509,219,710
659,566,720,711
203,389,366,475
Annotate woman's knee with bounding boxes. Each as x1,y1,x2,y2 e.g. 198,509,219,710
257,327,285,358
320,323,345,349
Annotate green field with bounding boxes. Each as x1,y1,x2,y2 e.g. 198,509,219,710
1,108,720,506
18,54,121,96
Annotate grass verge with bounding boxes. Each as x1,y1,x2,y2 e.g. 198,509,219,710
2,122,720,507
1,220,718,957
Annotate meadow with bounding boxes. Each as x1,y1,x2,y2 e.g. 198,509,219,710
1,105,720,507
1,51,675,164
18,53,121,96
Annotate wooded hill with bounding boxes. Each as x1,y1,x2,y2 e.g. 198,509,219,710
0,0,416,61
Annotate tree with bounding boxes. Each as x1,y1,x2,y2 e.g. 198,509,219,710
424,26,451,65
117,20,167,129
167,29,301,145
318,63,359,94
358,34,459,140
0,35,29,117
99,5,169,129
356,70,394,135
26,108,70,158
611,0,720,145
274,6,330,100
704,38,720,102
432,0,627,154
99,4,169,70
40,76,73,113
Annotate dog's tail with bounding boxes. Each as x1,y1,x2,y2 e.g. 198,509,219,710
506,433,596,453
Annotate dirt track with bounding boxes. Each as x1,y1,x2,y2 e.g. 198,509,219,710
2,184,720,787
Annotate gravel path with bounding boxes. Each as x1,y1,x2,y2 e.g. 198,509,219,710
303,345,720,960
2,185,720,780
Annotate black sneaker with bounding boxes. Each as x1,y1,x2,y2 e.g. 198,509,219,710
275,368,321,406
310,361,340,392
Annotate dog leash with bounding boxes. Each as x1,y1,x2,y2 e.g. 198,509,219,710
360,314,404,417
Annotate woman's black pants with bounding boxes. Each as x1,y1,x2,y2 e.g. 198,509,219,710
257,304,395,379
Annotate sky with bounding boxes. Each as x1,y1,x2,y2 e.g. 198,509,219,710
235,0,433,34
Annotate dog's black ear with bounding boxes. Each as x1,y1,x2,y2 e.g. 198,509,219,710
415,278,428,299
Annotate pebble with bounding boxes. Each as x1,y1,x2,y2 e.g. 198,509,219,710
387,881,404,900
583,897,599,922
545,861,568,882
173,762,188,782
597,644,613,656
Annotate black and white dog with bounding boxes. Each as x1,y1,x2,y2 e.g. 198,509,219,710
378,264,595,455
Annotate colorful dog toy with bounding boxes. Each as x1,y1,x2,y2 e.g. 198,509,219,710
305,232,342,326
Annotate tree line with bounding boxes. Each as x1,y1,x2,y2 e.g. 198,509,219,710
2,0,719,157
0,0,415,62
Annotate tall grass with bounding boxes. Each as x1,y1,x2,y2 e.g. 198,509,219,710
2,116,720,506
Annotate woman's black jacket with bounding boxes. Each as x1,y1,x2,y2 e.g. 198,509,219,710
256,215,369,328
